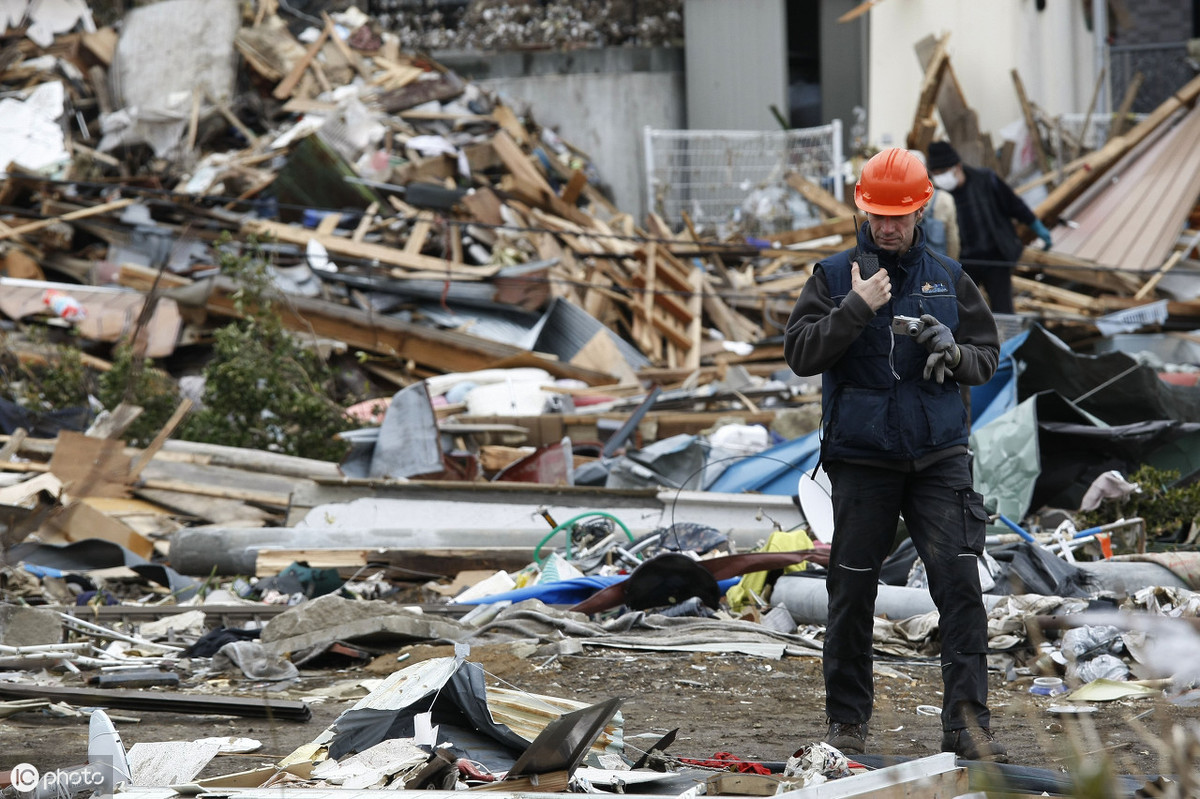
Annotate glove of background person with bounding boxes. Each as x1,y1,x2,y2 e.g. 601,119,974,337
1031,219,1053,250
916,313,961,383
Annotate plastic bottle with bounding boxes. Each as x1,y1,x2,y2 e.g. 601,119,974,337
42,289,86,321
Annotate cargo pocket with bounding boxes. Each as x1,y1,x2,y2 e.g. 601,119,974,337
962,489,989,555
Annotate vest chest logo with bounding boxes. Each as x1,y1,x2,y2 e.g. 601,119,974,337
921,281,949,294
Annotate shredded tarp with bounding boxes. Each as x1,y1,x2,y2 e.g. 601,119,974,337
326,656,531,766
972,390,1200,521
1014,324,1200,425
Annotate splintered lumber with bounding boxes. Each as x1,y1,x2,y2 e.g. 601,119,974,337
1012,275,1105,314
763,217,856,246
784,172,856,219
129,398,194,480
1017,248,1142,296
273,17,332,100
255,547,535,578
1011,69,1051,178
204,275,617,385
1133,229,1200,300
914,34,996,172
1111,72,1145,139
0,682,311,721
1036,71,1200,226
906,38,949,152
491,129,592,225
0,198,135,242
241,218,496,278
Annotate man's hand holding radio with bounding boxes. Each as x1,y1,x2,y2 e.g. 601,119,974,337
915,314,961,384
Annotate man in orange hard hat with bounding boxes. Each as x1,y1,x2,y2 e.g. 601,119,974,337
783,148,1005,761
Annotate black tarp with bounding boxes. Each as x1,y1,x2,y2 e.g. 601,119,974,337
327,657,531,767
1014,325,1200,425
1027,392,1200,511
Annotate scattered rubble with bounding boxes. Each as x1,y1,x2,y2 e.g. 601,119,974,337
2,2,1200,797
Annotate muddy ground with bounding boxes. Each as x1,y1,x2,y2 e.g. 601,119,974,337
1,640,1188,793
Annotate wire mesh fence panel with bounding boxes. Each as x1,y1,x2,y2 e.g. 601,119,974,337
1110,42,1195,115
1055,112,1148,152
644,122,843,236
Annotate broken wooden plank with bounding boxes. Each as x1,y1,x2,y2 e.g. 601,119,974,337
784,172,857,219
915,34,995,171
1110,71,1145,139
1035,71,1200,226
906,38,949,151
204,275,617,385
241,218,495,278
0,198,136,242
273,18,332,100
1133,229,1200,301
1011,68,1051,178
129,399,195,481
0,682,311,721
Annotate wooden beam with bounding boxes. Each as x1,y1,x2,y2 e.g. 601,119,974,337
1076,66,1107,160
129,399,194,481
1011,68,1052,177
906,39,948,150
0,198,135,242
1110,71,1145,139
1133,229,1200,301
241,218,494,278
1036,71,1200,226
204,275,617,385
272,18,332,100
784,172,857,219
321,11,372,80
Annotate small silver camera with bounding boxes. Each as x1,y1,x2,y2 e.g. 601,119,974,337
891,315,926,337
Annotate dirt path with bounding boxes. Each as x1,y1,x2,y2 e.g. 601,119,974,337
1,642,1183,793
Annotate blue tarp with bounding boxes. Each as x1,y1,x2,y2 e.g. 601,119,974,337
458,575,741,605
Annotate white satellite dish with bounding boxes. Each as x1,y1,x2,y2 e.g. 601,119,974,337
89,709,132,793
797,465,834,543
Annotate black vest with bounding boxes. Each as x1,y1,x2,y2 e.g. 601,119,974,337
820,225,969,462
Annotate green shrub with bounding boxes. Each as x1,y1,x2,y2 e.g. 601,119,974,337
175,238,357,462
96,345,181,448
1076,464,1200,544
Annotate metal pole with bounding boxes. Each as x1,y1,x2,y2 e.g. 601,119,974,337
1092,0,1110,115
830,119,845,202
642,125,656,225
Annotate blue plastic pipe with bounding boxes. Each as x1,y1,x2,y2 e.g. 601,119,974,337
996,513,1038,543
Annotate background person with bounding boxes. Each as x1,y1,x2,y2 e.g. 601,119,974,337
783,148,1005,761
908,148,960,260
926,140,1052,314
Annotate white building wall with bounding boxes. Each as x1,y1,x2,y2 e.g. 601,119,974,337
866,0,1096,169
683,0,788,131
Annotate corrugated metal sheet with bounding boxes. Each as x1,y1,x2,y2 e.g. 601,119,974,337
1052,103,1200,273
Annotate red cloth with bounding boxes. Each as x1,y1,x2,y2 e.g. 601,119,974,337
678,752,772,775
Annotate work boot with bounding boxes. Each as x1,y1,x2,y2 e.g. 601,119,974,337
823,721,868,755
941,727,1008,762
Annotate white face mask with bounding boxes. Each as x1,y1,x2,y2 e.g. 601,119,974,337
932,170,959,191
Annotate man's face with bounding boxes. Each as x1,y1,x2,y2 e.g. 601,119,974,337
866,210,920,253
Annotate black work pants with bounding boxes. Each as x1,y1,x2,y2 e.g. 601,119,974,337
822,455,991,732
963,254,1014,314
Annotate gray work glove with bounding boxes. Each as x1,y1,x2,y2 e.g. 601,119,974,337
916,314,961,384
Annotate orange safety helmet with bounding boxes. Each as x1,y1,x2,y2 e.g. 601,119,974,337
854,148,933,216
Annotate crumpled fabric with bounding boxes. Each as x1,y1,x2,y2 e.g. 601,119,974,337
463,599,820,655
679,752,772,775
1079,470,1140,512
213,640,299,681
